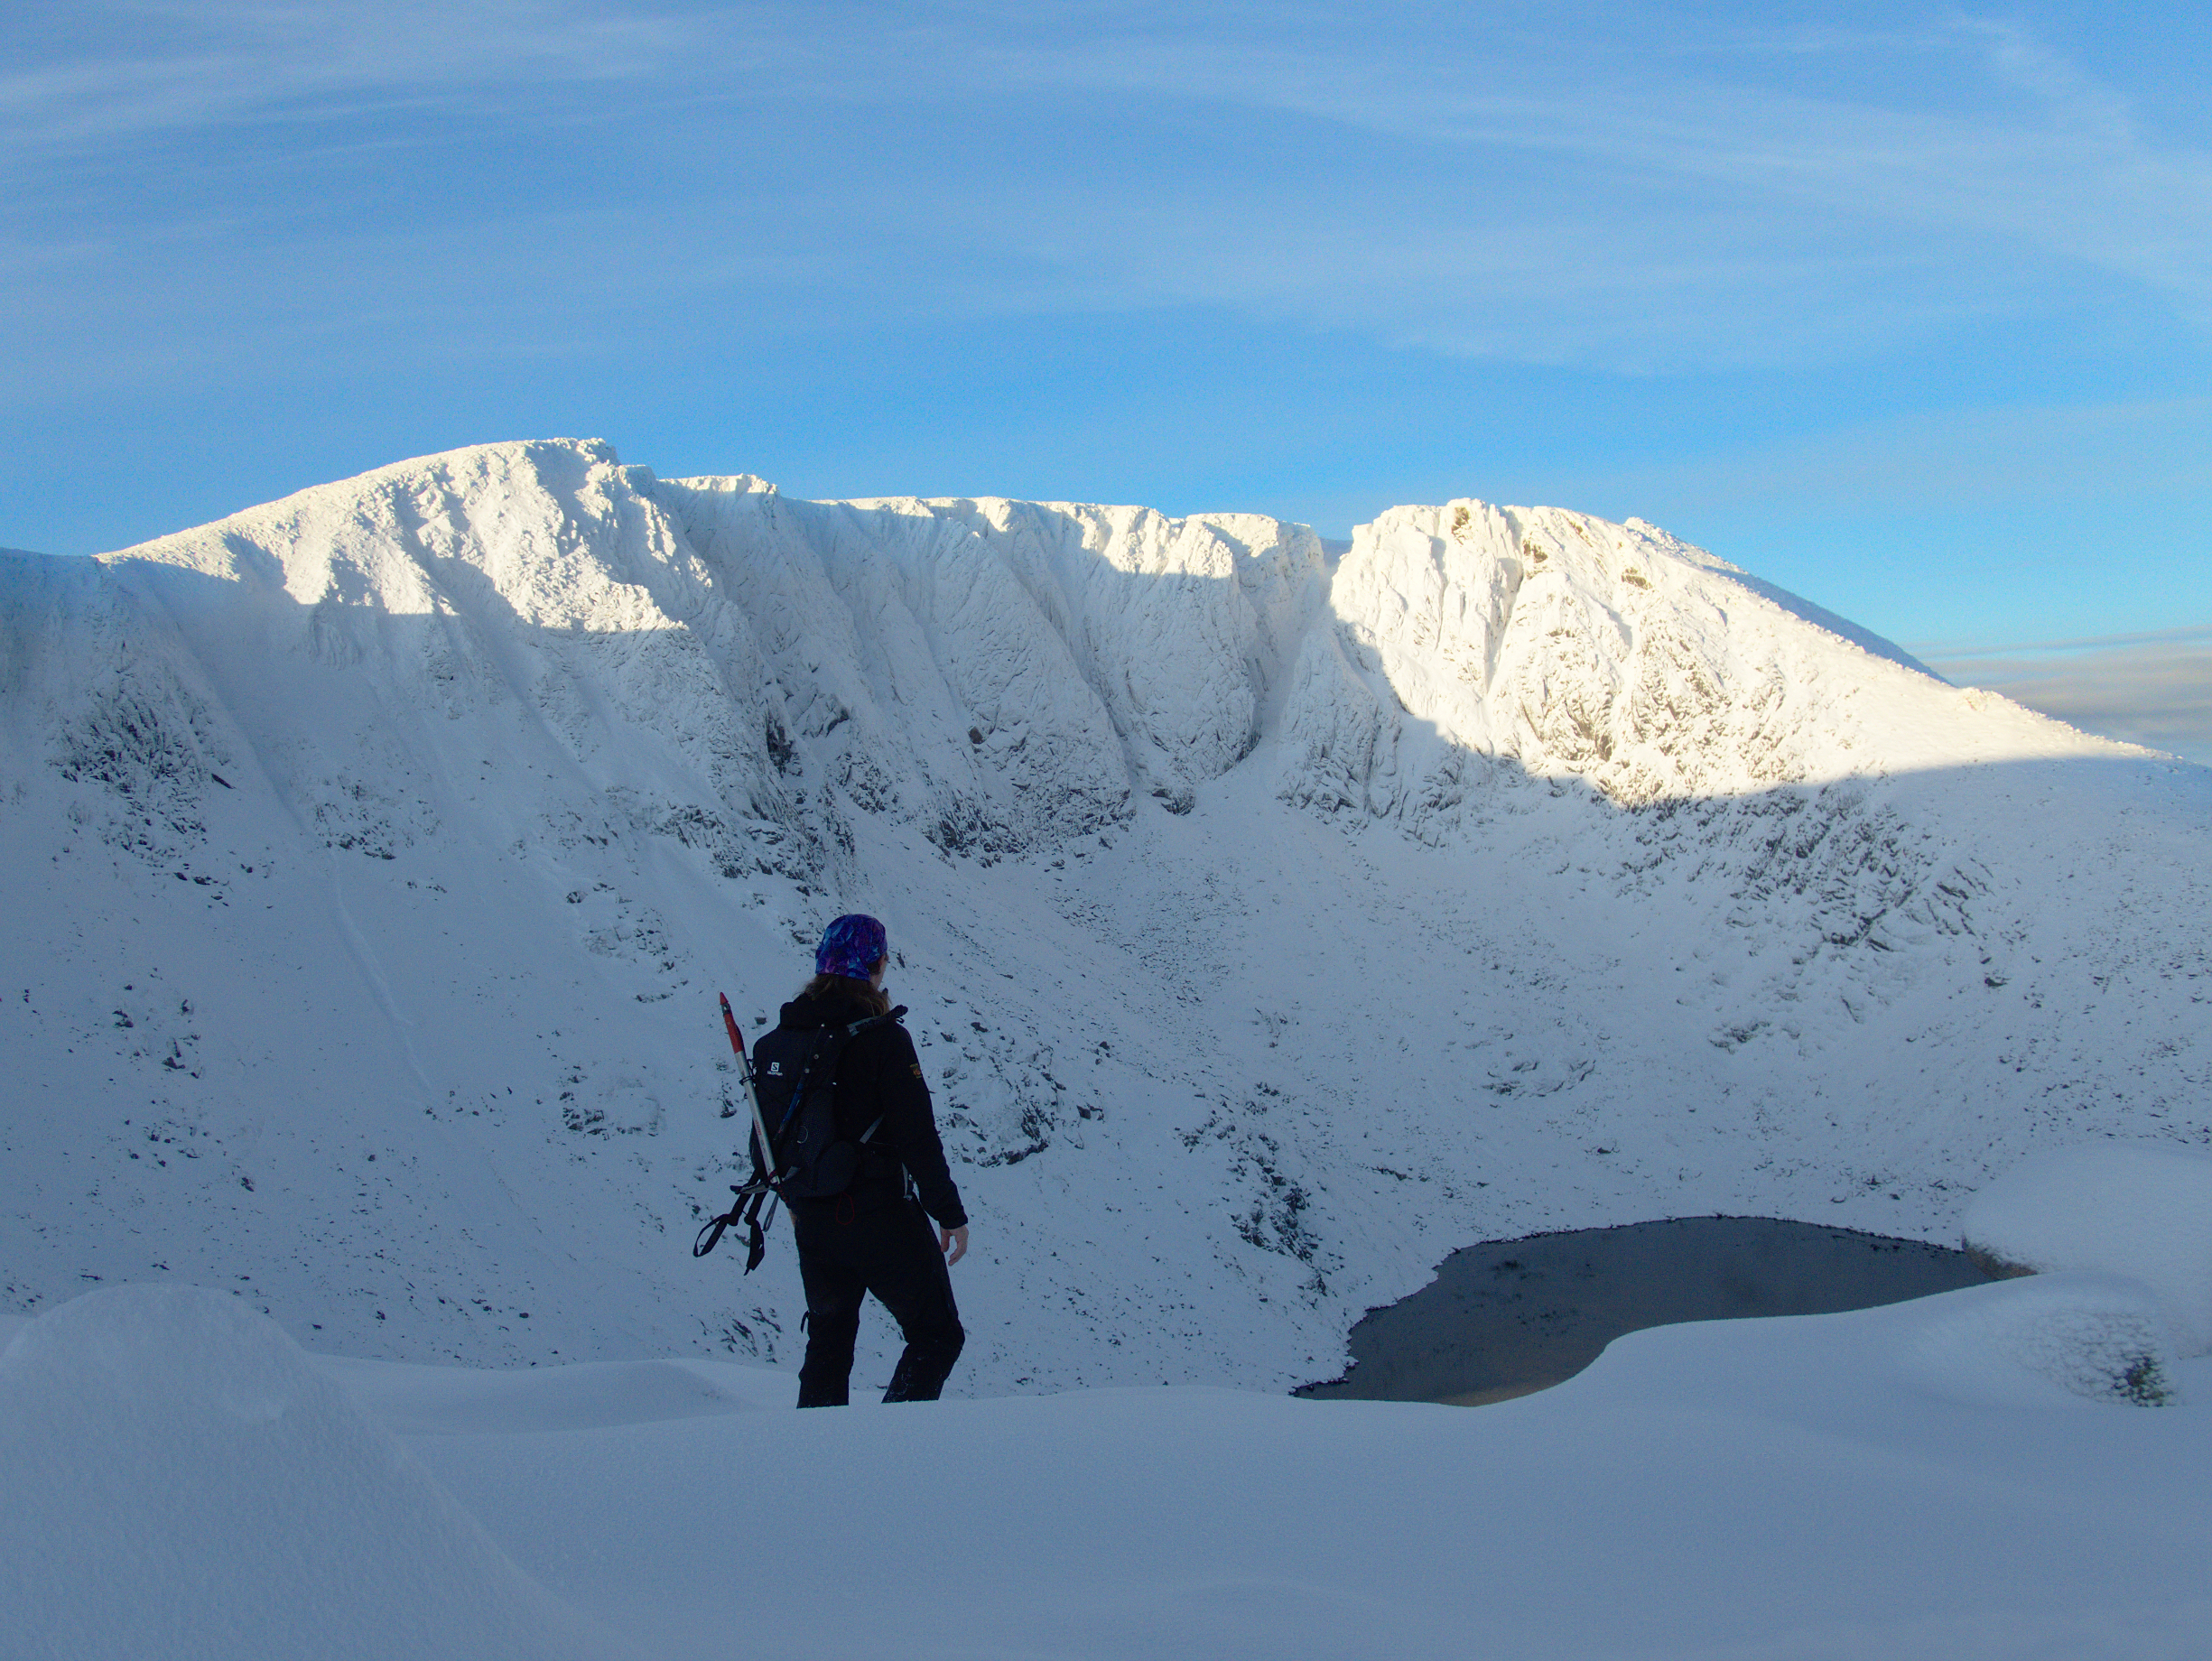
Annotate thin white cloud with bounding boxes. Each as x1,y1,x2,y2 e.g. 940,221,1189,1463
0,1,704,155
1566,397,2212,518
1924,624,2212,659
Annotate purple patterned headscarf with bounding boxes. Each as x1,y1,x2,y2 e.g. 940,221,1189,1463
815,914,888,980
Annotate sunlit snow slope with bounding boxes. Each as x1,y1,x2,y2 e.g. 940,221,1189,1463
4,439,2207,1394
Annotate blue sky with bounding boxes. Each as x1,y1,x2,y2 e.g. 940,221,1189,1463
4,1,2208,733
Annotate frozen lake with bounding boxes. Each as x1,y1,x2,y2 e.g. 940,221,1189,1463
1300,1215,1994,1404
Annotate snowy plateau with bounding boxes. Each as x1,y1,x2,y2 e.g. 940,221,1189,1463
5,437,2212,1658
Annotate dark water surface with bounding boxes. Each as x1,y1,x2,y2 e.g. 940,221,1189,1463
1298,1216,1993,1405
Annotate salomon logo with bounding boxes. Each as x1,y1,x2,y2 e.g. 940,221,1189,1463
767,1062,782,1076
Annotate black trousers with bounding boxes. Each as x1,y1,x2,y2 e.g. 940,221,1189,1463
789,1194,964,1407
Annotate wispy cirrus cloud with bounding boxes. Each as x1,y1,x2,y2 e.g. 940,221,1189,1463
6,4,2209,378
0,1,697,154
884,8,2212,352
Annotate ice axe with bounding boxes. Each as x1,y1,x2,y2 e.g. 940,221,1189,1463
692,993,781,1270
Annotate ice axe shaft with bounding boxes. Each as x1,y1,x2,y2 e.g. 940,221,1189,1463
721,993,780,1186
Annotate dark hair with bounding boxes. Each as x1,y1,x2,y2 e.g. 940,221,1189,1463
800,970,889,1018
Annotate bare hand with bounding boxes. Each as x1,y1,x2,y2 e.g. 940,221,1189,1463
940,1224,969,1266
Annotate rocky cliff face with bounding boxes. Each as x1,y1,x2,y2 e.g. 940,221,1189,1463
3,438,2205,1394
1284,499,2034,819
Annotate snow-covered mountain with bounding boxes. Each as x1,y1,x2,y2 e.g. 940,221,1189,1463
4,438,2207,1394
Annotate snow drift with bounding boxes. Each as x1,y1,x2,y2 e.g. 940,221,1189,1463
381,1287,2212,1661
2,439,2207,1394
14,1278,2212,1661
1963,1144,2212,1355
0,1285,627,1661
1900,1269,2183,1406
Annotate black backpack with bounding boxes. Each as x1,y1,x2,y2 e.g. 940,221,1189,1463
748,1007,906,1200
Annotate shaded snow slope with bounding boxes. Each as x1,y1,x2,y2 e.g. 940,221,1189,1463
3,439,2207,1396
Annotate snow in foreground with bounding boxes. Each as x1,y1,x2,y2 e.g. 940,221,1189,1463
6,1284,2209,1661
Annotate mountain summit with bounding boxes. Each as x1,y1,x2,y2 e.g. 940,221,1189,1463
3,439,2203,1390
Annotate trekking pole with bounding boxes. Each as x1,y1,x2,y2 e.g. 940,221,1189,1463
693,994,782,1267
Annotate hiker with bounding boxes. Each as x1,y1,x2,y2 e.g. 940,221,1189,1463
757,914,969,1406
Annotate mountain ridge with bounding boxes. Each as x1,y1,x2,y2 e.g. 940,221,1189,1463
2,438,2201,1395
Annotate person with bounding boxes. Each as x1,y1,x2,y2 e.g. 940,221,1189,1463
764,914,968,1406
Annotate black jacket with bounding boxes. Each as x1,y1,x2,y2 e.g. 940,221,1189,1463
767,989,967,1230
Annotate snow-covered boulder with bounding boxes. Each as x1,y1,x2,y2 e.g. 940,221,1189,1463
0,1285,628,1661
1897,1270,2182,1407
1962,1143,2212,1355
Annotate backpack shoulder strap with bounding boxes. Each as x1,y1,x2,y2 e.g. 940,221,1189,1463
841,1006,908,1145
